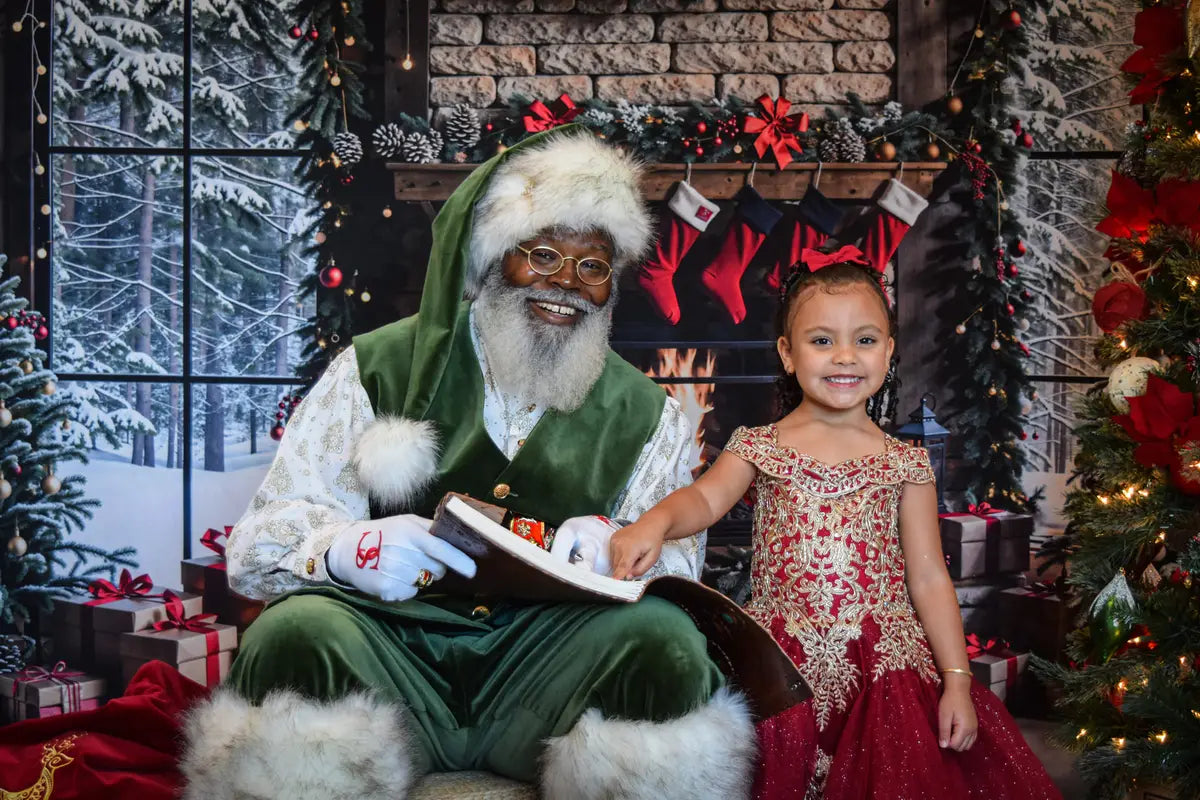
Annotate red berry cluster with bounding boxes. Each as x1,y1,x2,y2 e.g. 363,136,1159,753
3,310,48,341
289,25,320,41
271,394,304,441
959,151,989,201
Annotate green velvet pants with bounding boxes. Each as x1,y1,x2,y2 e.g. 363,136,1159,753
226,587,724,782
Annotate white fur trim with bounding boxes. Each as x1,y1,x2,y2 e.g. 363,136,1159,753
877,178,929,227
466,132,652,299
541,688,756,800
353,416,440,509
668,181,720,232
180,689,416,800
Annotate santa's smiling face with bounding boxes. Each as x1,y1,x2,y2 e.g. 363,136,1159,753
473,227,617,414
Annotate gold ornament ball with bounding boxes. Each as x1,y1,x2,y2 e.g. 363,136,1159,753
988,386,998,396
877,141,897,161
42,380,56,396
991,339,1001,351
19,360,33,374
0,408,10,427
293,120,308,132
924,142,941,160
314,231,327,244
7,534,26,557
0,479,11,500
11,21,22,32
41,474,61,495
330,74,342,87
40,204,50,216
382,207,393,218
36,247,47,259
35,164,45,176
37,65,47,76
946,96,964,115
36,113,47,125
955,324,966,335
360,290,372,303
1106,356,1159,413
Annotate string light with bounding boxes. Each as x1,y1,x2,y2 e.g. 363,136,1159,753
1113,737,1125,750
1098,495,1110,505
401,0,414,70
1076,728,1088,739
1154,731,1168,744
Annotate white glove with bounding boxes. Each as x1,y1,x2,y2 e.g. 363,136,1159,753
548,515,627,577
325,514,476,602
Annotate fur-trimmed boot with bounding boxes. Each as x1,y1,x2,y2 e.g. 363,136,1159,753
179,688,417,800
540,687,757,800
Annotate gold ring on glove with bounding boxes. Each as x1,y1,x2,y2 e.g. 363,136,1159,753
414,568,434,590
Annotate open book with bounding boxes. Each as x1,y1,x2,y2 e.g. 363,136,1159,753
430,493,810,720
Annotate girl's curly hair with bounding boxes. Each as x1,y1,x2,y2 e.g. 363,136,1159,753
774,258,900,424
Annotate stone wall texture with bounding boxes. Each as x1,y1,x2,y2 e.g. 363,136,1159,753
427,0,894,115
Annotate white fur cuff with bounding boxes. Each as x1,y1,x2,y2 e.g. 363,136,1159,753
877,178,928,227
353,416,440,510
541,688,757,800
180,689,416,800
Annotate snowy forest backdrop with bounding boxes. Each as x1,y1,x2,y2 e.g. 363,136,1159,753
43,1,1131,578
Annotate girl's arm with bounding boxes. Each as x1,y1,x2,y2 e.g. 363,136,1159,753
898,479,978,751
609,450,756,580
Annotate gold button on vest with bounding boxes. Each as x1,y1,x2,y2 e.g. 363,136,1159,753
493,483,511,499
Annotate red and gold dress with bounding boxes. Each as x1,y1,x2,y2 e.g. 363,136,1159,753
724,425,1061,800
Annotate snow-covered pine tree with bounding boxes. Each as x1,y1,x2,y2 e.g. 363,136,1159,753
0,262,134,627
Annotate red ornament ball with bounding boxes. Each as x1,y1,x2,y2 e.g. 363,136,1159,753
34,325,48,340
1032,432,1039,440
1020,132,1034,148
1019,431,1028,440
1005,9,1022,28
289,25,303,39
1010,118,1022,133
307,28,319,41
4,317,16,330
11,464,20,477
1008,263,1019,277
278,401,287,410
1022,289,1033,300
694,146,704,156
1092,281,1147,332
275,411,285,421
340,174,354,186
270,424,286,441
1015,240,1027,256
319,265,344,288
485,123,494,131
696,121,708,134
714,137,723,146
1005,303,1015,315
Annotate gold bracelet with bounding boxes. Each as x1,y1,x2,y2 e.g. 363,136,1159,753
940,667,972,677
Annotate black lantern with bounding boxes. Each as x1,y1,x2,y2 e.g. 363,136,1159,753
894,393,951,512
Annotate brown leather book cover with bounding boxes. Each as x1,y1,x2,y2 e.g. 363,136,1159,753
430,493,810,719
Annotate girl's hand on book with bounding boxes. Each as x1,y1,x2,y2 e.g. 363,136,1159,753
609,522,665,581
325,514,476,602
936,679,978,751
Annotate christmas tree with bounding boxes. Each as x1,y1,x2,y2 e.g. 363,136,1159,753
0,260,134,628
1039,4,1200,797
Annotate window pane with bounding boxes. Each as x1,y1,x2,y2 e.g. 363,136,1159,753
190,383,297,541
191,157,313,377
1018,7,1137,150
52,154,183,376
1022,378,1102,533
59,381,183,582
52,3,184,148
191,9,300,148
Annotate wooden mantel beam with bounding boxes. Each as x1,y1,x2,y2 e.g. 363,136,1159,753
390,161,947,202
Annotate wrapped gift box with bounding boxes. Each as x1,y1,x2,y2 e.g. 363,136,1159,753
968,642,1029,703
940,509,1033,579
953,576,1020,636
0,664,105,722
997,586,1074,662
119,594,238,688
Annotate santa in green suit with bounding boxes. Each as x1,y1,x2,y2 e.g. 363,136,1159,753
179,129,756,799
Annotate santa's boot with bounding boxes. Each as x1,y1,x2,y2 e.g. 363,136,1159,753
541,687,757,800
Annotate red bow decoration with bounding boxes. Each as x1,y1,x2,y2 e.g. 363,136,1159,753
742,95,808,169
800,245,871,272
1120,4,1185,104
522,94,581,133
88,569,155,602
965,633,1010,659
1097,172,1200,244
1111,375,1198,469
200,526,231,557
152,590,218,633
967,502,999,516
11,661,86,713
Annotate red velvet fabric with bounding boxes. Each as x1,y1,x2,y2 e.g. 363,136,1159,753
0,661,207,799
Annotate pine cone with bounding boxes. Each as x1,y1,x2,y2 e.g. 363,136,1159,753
371,123,406,159
0,634,34,673
332,132,364,166
443,104,481,152
401,130,443,164
818,118,866,162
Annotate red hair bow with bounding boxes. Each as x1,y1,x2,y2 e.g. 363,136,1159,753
800,245,872,272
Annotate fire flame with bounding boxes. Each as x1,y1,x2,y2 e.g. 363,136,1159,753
645,348,717,476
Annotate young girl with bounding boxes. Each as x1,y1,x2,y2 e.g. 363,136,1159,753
609,253,1061,799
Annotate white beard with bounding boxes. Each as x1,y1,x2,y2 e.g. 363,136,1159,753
473,270,614,414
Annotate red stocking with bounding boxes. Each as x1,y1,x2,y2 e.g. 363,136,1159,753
701,185,781,324
766,185,844,291
637,182,719,324
861,179,928,273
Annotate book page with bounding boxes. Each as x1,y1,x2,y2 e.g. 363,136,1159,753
444,496,644,602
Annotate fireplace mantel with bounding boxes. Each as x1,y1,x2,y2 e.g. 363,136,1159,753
389,161,947,203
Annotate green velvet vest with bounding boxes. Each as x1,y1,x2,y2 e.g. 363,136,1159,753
354,303,666,526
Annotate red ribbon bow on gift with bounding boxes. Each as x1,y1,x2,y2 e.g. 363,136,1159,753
965,633,1010,659
11,661,86,714
742,95,808,169
152,591,219,633
967,502,999,517
200,526,231,558
522,94,581,133
800,245,872,273
88,569,156,602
